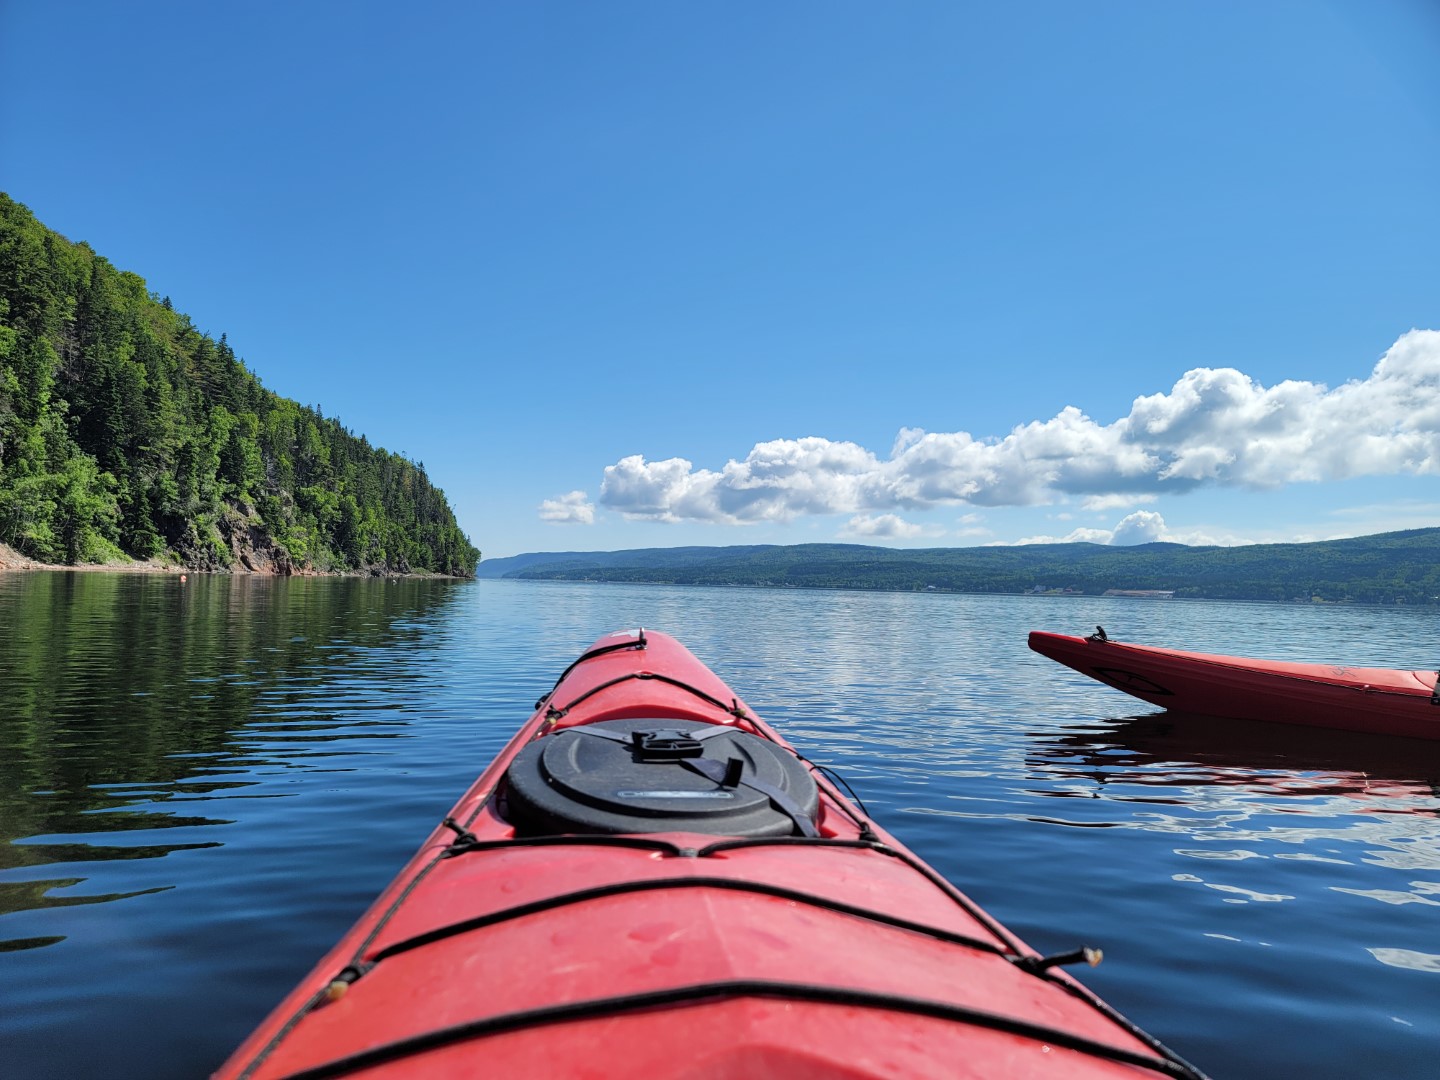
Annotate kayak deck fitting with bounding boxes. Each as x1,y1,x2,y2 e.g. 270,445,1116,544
215,630,1206,1079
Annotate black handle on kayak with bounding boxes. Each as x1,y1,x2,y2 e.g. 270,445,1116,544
1013,946,1103,974
631,729,706,760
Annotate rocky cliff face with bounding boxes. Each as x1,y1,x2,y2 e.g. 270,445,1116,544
2,508,430,578
220,508,302,575
215,503,414,577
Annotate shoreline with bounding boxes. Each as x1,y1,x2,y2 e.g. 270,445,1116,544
0,543,470,579
0,542,183,574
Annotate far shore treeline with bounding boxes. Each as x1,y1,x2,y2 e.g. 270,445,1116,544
0,195,478,575
477,530,1440,605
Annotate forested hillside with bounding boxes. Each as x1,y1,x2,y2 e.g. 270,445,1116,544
0,195,478,575
481,530,1440,605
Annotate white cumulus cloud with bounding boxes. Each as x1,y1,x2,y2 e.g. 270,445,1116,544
598,330,1440,523
1109,510,1169,545
1013,511,1261,547
538,491,595,525
1011,526,1115,546
841,513,927,539
1080,493,1158,512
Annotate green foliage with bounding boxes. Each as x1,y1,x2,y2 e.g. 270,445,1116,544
491,532,1440,605
0,193,479,574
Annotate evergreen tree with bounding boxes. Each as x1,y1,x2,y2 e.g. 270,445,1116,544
0,193,479,575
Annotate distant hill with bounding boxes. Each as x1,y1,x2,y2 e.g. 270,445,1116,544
475,545,779,578
0,194,479,575
478,529,1440,604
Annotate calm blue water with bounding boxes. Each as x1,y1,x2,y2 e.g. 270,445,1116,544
2,574,1437,1078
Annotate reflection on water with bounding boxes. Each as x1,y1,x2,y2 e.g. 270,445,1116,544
0,573,466,948
1034,713,1440,807
3,579,1439,1079
1021,711,1440,921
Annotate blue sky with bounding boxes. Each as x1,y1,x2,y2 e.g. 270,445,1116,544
3,1,1438,559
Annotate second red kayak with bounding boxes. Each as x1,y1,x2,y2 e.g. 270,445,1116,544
215,629,1205,1079
1030,628,1440,740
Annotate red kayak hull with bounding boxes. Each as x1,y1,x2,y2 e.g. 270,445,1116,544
1029,631,1440,740
215,630,1202,1079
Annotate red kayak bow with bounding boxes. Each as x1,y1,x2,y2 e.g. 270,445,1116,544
1030,628,1440,740
216,630,1206,1079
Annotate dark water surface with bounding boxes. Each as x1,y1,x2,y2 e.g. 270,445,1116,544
2,574,1438,1078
